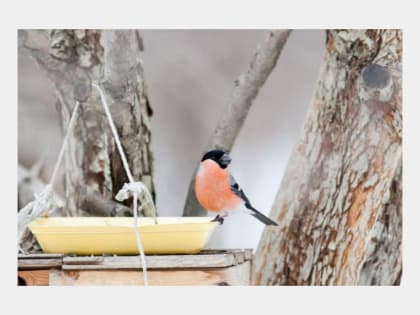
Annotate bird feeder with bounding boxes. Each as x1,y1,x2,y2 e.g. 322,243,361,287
18,84,225,286
29,217,218,255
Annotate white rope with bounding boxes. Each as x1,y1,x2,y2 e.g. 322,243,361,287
93,83,152,286
115,182,156,218
19,84,153,286
30,184,53,216
17,185,53,251
37,100,81,217
18,101,81,251
49,101,81,190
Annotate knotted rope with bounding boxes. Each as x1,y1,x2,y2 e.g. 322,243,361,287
18,101,81,251
115,182,156,219
18,84,155,286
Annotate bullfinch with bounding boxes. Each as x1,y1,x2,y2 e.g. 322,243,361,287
194,149,278,226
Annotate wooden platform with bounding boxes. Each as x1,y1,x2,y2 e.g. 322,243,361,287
18,249,252,286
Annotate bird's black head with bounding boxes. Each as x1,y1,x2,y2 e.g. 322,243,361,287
201,149,232,169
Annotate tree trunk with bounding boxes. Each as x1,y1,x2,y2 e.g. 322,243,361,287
358,160,402,285
253,30,402,285
20,30,155,217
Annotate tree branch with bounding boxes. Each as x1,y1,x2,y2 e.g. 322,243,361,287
183,30,292,217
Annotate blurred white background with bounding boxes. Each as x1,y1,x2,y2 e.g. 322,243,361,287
18,30,325,250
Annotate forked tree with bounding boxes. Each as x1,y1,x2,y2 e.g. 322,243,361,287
20,30,156,218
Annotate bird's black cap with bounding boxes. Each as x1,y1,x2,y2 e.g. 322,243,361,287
201,149,231,169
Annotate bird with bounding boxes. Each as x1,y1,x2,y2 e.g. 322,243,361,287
194,149,278,226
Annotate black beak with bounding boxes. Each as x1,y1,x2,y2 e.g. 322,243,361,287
220,153,232,167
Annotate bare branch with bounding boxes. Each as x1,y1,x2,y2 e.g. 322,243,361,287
209,30,292,150
19,30,49,52
183,30,292,217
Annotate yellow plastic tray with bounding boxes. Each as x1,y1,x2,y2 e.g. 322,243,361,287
28,217,218,255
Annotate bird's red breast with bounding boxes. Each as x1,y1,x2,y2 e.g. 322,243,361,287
195,159,242,212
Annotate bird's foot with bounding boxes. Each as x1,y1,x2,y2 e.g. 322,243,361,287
211,214,224,225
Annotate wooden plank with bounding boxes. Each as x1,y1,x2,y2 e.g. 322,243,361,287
243,249,253,261
200,248,253,258
18,253,64,259
231,251,245,264
18,258,63,269
62,253,239,270
50,261,251,286
199,249,230,255
18,249,252,260
18,270,49,286
18,249,253,271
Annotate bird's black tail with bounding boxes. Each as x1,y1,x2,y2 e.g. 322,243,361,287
245,204,278,226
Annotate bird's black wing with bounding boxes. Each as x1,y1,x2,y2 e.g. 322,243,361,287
229,173,248,202
229,174,278,226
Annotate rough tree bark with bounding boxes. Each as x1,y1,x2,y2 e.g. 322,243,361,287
19,30,156,217
183,30,292,217
253,30,402,285
358,160,402,285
